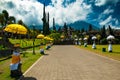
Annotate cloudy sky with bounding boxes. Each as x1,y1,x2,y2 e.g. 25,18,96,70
0,0,120,29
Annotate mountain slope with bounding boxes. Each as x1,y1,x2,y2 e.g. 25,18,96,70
68,21,100,30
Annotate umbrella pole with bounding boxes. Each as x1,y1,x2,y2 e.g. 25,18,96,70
33,25,35,55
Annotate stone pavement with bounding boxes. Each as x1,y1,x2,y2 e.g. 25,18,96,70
20,45,120,80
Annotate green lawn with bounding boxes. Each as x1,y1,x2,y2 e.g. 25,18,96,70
0,38,43,80
9,38,42,48
78,44,120,61
0,50,42,80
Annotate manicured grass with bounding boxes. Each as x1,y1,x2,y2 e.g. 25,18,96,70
9,38,42,48
0,49,42,80
0,38,51,80
78,44,120,61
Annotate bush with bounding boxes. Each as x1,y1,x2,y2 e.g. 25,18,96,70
0,45,8,50
114,38,120,44
49,33,61,43
100,38,107,44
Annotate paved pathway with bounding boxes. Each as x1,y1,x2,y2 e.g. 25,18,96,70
20,45,120,80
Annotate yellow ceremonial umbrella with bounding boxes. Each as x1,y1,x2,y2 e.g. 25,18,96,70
60,35,65,39
44,36,53,41
44,36,50,40
4,24,27,34
44,36,52,43
48,38,53,41
37,34,44,39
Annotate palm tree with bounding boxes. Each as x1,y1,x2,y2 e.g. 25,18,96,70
18,20,23,25
0,13,5,28
2,10,9,26
8,16,16,24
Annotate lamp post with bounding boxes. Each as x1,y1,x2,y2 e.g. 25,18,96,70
107,35,115,52
92,36,97,49
33,24,35,55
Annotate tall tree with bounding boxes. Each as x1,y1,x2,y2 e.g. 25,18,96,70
108,25,114,35
101,25,106,38
0,13,5,28
58,27,61,33
63,22,68,37
18,20,23,25
42,3,46,35
41,3,50,35
69,26,73,35
81,28,85,33
2,10,9,26
46,12,50,35
53,18,56,31
88,24,93,32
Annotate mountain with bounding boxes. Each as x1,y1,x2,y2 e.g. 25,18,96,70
28,21,100,31
68,21,100,30
29,25,42,30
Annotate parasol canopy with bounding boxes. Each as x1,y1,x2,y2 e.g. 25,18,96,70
107,35,115,40
4,24,27,34
44,36,51,41
84,37,88,40
75,38,78,41
37,34,44,39
79,38,82,41
44,36,54,41
92,36,97,40
50,38,54,41
60,35,65,39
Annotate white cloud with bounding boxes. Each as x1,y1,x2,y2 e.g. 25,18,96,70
0,0,43,26
95,0,106,6
115,19,119,25
100,16,112,25
103,8,114,14
95,0,119,6
99,15,119,27
47,0,92,25
0,0,92,27
98,7,114,20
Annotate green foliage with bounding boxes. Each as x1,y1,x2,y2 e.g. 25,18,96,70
114,38,120,44
100,38,107,44
9,38,41,48
101,25,106,38
8,16,16,24
108,25,113,35
51,30,56,33
88,24,92,31
0,13,5,27
2,10,9,25
96,34,101,40
53,18,56,31
49,33,61,42
0,45,8,50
